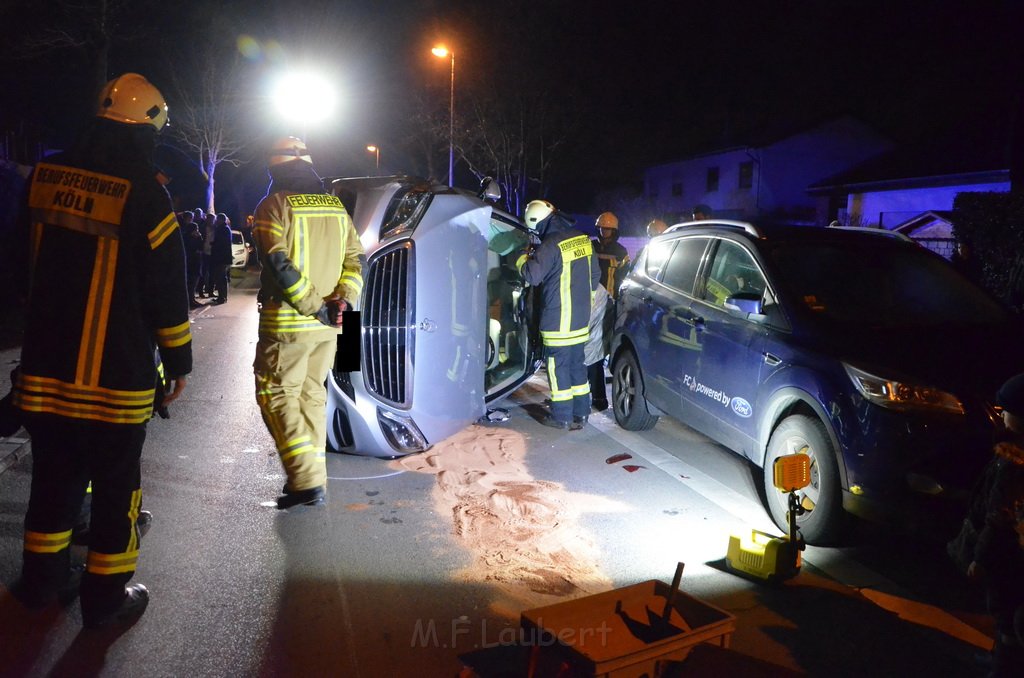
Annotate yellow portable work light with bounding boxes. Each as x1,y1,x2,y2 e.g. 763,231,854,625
726,454,811,583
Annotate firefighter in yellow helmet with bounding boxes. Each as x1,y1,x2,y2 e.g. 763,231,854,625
11,73,189,628
647,218,668,238
517,200,600,429
252,136,365,509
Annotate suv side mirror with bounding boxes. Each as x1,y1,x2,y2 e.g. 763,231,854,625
725,293,764,320
478,177,501,202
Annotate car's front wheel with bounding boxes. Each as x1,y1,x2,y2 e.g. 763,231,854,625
611,349,658,431
762,414,843,544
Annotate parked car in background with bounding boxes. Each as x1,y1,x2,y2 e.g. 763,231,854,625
610,220,1024,543
230,229,250,269
325,176,539,458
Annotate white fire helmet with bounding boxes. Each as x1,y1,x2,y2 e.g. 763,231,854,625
268,136,313,167
96,73,169,131
524,200,555,231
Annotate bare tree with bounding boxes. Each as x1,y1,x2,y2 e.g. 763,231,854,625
456,89,566,215
168,44,252,213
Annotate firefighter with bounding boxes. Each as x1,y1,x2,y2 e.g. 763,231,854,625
252,136,364,509
12,73,191,628
647,219,668,238
518,200,600,429
593,212,630,300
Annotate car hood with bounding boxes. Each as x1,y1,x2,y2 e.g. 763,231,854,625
824,320,1024,402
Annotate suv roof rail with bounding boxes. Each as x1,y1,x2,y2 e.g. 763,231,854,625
666,219,763,239
827,226,915,243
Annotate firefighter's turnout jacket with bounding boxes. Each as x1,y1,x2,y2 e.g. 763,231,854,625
14,151,193,424
594,238,630,300
518,212,600,347
253,191,364,340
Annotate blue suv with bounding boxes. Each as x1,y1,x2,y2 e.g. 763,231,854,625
610,220,1024,543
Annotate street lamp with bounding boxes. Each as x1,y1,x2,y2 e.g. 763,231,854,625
366,145,380,173
431,45,455,187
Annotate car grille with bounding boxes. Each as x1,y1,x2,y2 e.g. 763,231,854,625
362,242,414,407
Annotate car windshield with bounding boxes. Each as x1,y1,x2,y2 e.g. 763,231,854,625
769,239,1007,327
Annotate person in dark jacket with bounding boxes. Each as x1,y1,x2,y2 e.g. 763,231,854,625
517,200,600,429
961,373,1024,676
180,211,205,308
209,212,233,304
10,73,191,629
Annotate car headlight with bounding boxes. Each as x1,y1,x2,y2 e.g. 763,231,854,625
843,364,964,415
377,408,428,453
380,185,432,240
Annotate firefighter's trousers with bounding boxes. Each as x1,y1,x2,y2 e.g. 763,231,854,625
545,342,590,423
22,414,147,616
254,338,336,491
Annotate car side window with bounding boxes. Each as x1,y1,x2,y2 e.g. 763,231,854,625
644,239,674,280
701,240,766,308
660,237,707,295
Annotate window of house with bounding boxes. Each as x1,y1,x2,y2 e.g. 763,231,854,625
739,161,753,189
706,167,719,192
671,182,683,197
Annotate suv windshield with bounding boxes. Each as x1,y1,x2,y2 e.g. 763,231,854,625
770,240,1006,327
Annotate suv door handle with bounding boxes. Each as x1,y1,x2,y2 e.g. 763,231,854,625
763,352,781,366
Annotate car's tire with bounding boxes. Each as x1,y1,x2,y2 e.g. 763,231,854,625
762,414,843,545
611,349,658,431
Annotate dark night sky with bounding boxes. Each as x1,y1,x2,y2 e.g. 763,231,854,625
0,0,1017,213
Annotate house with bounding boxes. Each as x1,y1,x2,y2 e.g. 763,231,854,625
643,116,892,225
807,139,1010,233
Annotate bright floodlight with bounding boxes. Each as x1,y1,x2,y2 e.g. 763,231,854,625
272,71,338,124
431,46,449,58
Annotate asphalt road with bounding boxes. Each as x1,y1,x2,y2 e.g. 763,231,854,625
0,271,997,677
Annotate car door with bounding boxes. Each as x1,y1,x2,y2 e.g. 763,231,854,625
482,211,538,401
639,236,710,421
686,238,768,457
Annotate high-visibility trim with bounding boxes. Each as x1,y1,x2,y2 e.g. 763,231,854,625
14,393,152,424
258,306,328,334
147,212,178,249
15,373,154,424
87,549,139,576
282,275,310,303
571,383,591,396
541,327,589,347
295,216,309,287
24,529,73,554
126,488,142,552
341,271,363,295
254,221,284,238
546,357,573,402
17,373,154,405
76,236,118,386
279,435,314,461
516,254,528,271
155,320,192,349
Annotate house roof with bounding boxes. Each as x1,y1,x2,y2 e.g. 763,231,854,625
808,133,1009,194
648,114,880,169
892,210,954,234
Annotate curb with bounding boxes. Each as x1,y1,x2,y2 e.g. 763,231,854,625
0,432,29,474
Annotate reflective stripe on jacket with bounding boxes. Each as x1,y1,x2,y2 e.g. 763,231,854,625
14,157,192,425
519,216,600,347
253,191,365,342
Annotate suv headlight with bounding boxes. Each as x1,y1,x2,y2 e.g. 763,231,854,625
844,364,964,415
380,185,432,240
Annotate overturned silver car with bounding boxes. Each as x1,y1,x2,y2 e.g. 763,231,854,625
326,176,539,457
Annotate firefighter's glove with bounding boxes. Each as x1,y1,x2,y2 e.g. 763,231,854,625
315,298,349,328
152,374,169,420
